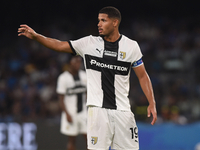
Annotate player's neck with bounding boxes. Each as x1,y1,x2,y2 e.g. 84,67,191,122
68,68,78,76
104,31,120,42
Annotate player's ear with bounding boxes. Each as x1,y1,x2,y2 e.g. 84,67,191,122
113,19,119,27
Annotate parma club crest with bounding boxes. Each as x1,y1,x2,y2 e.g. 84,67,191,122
91,137,98,145
120,51,126,59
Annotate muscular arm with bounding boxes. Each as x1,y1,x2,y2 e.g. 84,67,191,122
58,94,72,123
18,24,73,53
133,64,157,125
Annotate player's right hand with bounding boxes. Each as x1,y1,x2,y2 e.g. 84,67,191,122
147,103,157,125
66,113,73,123
18,24,37,39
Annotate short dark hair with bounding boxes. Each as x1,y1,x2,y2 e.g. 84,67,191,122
99,6,121,24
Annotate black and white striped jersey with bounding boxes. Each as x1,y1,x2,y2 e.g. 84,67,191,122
69,35,143,111
56,70,87,114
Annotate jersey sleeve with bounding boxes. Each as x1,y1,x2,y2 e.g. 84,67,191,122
56,74,66,94
132,41,143,68
68,36,91,57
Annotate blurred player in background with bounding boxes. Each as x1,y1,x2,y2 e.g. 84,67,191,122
18,6,157,150
56,55,87,150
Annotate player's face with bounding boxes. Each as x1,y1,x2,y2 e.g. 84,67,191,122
70,56,82,72
98,13,116,36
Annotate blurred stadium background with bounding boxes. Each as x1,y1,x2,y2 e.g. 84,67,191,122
0,0,200,150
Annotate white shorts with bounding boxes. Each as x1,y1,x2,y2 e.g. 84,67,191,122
60,110,87,136
87,106,139,150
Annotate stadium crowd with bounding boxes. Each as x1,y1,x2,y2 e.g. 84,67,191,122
0,16,200,125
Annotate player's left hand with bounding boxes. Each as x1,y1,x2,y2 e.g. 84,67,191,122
147,104,157,125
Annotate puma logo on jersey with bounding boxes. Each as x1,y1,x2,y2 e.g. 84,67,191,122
96,48,103,53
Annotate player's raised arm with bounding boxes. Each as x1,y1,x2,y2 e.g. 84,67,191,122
18,24,73,53
133,64,157,125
